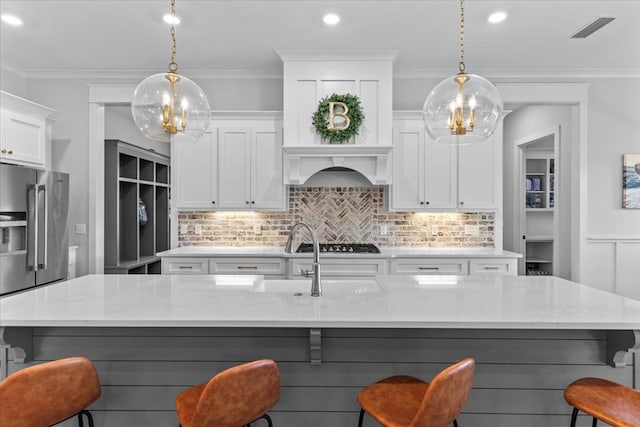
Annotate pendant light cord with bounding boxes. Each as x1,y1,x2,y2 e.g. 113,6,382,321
168,0,178,73
458,0,466,73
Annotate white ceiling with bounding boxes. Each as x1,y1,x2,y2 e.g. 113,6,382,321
1,0,639,79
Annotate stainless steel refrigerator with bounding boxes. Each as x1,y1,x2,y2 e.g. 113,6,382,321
0,163,69,295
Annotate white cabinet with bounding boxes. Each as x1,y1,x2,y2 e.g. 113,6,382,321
468,258,517,276
289,257,387,279
172,113,286,212
162,258,209,275
217,127,285,210
457,136,499,209
388,113,500,211
389,127,456,210
209,257,287,278
0,91,55,169
161,256,287,278
389,258,468,275
390,257,517,276
173,131,218,209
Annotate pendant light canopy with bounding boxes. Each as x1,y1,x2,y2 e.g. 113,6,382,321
131,0,210,142
423,0,503,144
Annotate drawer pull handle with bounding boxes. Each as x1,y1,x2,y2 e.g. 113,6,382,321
178,266,193,269
484,266,499,270
237,266,258,270
419,266,440,270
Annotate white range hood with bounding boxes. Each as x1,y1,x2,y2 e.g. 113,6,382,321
283,144,392,185
278,51,398,185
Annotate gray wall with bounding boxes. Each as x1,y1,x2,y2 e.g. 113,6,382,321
1,73,639,286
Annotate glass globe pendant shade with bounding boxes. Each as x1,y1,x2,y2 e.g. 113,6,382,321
423,73,503,144
131,72,211,142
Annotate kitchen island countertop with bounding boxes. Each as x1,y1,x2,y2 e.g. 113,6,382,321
0,273,636,329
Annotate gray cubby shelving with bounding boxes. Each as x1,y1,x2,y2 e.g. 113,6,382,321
104,140,170,274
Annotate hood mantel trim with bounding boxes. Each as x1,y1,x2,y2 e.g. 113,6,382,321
283,145,393,185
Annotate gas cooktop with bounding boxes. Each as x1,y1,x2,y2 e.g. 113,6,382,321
295,243,381,254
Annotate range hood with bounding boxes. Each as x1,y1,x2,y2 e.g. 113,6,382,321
284,145,392,185
278,51,398,185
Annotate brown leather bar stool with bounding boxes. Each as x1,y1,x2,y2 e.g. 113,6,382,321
357,357,475,427
0,356,101,427
176,359,281,427
564,377,640,427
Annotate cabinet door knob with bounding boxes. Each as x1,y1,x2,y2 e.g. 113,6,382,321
425,201,430,205
245,201,250,205
0,149,6,154
459,201,464,205
420,201,424,205
251,201,255,204
211,200,216,204
8,150,13,154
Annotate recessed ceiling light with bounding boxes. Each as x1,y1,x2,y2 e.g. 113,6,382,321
163,14,181,25
1,14,23,26
488,11,507,24
323,13,340,26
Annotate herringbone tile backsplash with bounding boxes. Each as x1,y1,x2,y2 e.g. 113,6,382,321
178,187,494,247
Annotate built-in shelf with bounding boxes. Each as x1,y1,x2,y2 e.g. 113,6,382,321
104,140,170,275
524,151,555,276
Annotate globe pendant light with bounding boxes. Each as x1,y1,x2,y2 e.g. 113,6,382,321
423,0,503,144
131,0,210,142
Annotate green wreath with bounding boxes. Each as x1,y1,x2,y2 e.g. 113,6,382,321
311,93,365,144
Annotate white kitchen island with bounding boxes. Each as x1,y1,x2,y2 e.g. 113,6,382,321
1,274,639,427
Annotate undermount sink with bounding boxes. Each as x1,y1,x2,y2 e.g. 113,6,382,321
253,278,383,296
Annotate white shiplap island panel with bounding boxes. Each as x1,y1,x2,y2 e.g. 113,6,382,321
2,274,640,427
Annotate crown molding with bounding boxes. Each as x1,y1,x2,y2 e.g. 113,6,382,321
2,62,638,80
393,68,640,79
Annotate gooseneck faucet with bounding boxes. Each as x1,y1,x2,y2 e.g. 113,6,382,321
284,221,322,297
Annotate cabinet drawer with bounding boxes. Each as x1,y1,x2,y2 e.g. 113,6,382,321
390,258,468,275
468,259,518,276
209,257,286,277
290,258,386,278
162,259,209,275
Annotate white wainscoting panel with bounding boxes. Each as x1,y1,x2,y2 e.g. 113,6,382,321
585,236,640,299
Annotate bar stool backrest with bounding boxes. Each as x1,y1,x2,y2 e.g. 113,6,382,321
191,359,281,427
0,356,101,427
411,357,475,427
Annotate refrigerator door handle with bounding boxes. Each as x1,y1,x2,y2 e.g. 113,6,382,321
27,184,38,271
38,184,48,270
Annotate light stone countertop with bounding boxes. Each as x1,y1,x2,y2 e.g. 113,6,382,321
1,274,638,329
157,246,522,259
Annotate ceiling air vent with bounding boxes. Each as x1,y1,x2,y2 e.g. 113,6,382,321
571,17,615,39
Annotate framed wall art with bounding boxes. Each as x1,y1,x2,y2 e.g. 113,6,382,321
623,154,640,208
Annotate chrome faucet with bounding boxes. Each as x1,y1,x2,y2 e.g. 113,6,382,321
284,221,322,297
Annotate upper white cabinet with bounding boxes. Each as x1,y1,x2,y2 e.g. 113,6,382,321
388,112,500,211
457,132,500,210
173,131,218,209
172,112,286,212
217,127,285,210
390,127,457,210
0,91,55,169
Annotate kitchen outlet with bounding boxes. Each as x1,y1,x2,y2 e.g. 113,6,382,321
380,224,388,236
465,225,480,236
253,224,262,235
180,224,187,234
194,224,202,235
75,224,86,235
431,225,438,236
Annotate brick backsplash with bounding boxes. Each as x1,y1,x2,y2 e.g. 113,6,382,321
178,187,494,248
